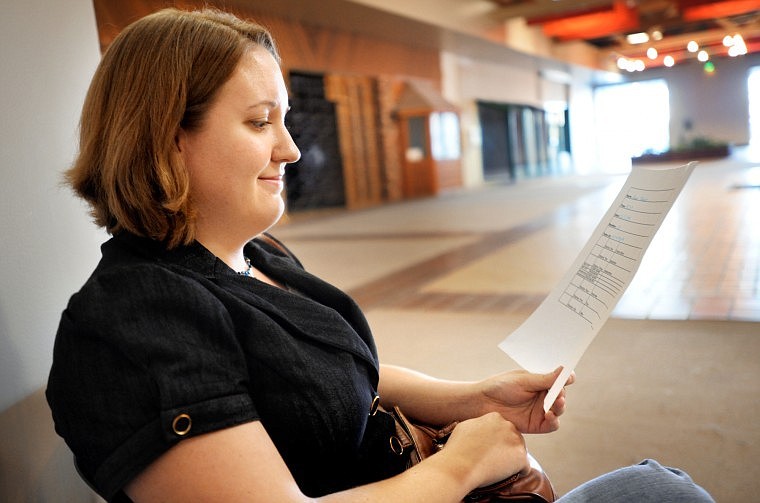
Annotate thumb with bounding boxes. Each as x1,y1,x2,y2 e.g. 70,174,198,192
540,366,575,390
543,366,565,388
522,367,563,391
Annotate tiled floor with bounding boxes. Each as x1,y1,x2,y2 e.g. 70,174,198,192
613,150,760,321
275,148,760,322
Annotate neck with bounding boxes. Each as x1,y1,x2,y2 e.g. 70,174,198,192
195,235,249,272
191,218,265,272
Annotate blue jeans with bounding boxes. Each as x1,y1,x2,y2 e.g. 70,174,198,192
556,459,714,502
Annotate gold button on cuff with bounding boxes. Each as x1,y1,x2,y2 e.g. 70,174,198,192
172,413,192,436
369,394,381,416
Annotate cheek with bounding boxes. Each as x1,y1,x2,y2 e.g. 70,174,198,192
237,137,270,168
183,147,228,201
181,128,270,197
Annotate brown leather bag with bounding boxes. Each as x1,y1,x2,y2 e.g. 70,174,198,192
386,406,556,502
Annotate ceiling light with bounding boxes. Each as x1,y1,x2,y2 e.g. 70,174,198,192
651,30,663,41
687,41,699,52
697,50,709,62
627,32,650,44
727,34,747,57
664,55,675,67
733,34,747,55
723,35,733,47
647,47,658,59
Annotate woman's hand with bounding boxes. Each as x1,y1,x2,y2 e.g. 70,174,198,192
378,364,574,430
478,367,575,434
439,412,528,489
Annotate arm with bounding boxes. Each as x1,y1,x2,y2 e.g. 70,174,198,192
126,415,527,503
378,364,573,434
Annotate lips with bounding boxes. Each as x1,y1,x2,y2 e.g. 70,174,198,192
258,174,284,193
258,171,284,182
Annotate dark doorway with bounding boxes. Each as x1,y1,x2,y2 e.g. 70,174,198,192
478,103,514,181
285,72,345,212
477,101,568,181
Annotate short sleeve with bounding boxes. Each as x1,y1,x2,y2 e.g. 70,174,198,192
46,264,258,500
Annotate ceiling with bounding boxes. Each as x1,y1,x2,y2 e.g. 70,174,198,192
97,0,759,77
488,0,760,67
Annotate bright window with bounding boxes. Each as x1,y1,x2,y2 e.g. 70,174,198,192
748,66,760,152
430,112,461,161
593,79,670,171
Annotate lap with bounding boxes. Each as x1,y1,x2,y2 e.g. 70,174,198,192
556,459,714,503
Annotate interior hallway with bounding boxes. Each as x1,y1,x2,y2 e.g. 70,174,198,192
273,150,760,502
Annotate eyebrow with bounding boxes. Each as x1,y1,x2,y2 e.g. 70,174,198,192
246,100,279,111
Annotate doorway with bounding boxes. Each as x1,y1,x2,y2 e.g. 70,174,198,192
477,101,563,181
284,72,346,212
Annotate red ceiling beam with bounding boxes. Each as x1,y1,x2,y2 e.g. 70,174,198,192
525,4,614,25
682,0,760,21
537,1,640,41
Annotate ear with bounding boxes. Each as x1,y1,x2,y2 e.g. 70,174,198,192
175,128,187,153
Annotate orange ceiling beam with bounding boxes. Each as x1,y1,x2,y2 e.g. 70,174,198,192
538,1,640,41
682,0,760,21
525,4,614,25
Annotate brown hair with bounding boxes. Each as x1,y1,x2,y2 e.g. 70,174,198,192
66,8,279,248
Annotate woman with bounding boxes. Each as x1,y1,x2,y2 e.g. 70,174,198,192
46,8,713,502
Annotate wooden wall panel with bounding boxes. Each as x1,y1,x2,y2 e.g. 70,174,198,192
376,77,405,202
92,0,441,82
325,75,384,209
437,159,463,190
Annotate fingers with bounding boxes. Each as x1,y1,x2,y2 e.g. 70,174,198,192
563,370,577,386
544,368,573,421
550,375,571,406
548,393,566,417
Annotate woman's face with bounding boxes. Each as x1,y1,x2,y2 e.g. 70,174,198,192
178,45,300,246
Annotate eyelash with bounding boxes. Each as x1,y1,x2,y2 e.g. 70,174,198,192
250,120,272,130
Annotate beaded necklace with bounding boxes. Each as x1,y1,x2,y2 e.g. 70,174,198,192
237,257,254,277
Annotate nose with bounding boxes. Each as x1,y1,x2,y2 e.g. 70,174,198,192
275,125,301,164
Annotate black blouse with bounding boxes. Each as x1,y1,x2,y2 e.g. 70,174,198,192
46,232,403,500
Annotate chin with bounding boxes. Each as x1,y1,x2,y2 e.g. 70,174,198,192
256,203,286,232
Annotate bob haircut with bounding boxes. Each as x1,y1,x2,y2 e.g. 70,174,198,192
66,8,279,248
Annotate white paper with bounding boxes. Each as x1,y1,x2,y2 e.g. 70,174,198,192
499,162,697,412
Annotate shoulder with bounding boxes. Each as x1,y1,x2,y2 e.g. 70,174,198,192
48,238,257,499
70,259,218,314
68,235,227,324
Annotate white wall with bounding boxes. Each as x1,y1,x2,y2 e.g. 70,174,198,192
1,1,106,499
626,53,760,148
439,50,604,183
0,0,104,412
